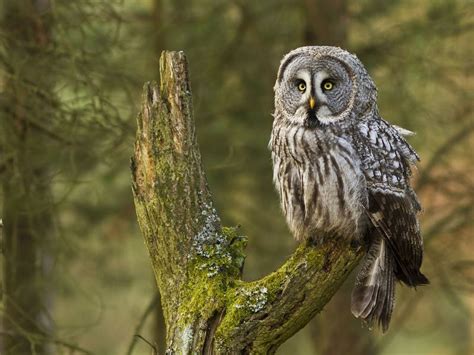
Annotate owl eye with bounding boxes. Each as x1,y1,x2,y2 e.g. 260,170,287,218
322,80,334,91
296,80,306,92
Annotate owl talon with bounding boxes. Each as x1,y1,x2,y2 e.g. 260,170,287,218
306,235,323,247
350,238,362,250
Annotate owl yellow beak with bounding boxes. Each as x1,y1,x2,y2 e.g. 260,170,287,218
309,97,316,110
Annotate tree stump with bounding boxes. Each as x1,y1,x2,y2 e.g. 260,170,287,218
131,51,363,354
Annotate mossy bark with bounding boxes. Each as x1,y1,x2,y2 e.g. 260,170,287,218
131,51,364,354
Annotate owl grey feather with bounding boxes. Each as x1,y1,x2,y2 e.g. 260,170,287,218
270,46,428,332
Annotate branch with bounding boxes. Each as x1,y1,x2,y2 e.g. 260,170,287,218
131,51,363,354
216,240,362,353
125,293,160,355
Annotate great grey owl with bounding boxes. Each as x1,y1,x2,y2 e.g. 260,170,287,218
270,46,428,331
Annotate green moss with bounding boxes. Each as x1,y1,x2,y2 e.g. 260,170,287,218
176,225,247,328
223,226,247,276
177,262,227,325
214,242,357,352
215,244,325,335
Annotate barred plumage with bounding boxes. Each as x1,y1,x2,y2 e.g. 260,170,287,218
271,46,428,332
270,121,366,241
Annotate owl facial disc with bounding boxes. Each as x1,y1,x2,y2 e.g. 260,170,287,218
274,49,361,128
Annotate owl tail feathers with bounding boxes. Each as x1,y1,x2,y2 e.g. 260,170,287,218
351,238,395,332
397,266,429,288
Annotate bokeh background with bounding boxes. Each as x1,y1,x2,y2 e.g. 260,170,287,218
0,0,472,354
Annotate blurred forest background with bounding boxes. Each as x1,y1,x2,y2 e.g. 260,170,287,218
0,0,472,354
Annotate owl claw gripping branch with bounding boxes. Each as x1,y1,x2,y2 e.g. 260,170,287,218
270,46,428,332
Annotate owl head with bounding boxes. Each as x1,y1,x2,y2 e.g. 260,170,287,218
273,46,377,127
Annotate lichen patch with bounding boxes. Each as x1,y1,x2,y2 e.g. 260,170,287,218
192,202,233,277
234,286,269,313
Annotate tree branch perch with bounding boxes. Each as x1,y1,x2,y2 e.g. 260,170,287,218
131,51,363,354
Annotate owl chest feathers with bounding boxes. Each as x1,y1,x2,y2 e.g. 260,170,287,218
271,123,367,241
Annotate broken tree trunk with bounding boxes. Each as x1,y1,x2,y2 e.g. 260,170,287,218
131,51,363,354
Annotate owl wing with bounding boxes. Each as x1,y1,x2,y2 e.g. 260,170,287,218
357,117,428,286
366,190,428,286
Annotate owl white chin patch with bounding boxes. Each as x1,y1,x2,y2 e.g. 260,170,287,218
316,106,349,124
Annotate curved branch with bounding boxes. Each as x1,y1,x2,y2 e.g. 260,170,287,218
216,241,362,353
125,293,160,355
131,51,363,354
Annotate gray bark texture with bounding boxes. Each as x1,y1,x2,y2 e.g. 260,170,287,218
131,51,363,354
